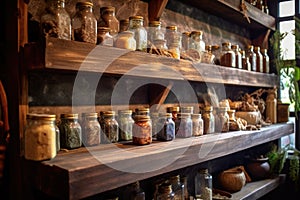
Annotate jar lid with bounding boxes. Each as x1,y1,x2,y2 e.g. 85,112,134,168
166,25,177,31
191,30,203,36
203,106,213,111
149,20,161,27
136,107,150,114
182,32,191,36
81,112,98,118
119,110,132,115
102,111,115,117
60,113,79,119
97,27,110,32
100,6,115,13
129,15,144,20
177,113,191,118
76,1,93,8
167,106,180,112
134,115,150,121
26,113,56,121
159,113,172,118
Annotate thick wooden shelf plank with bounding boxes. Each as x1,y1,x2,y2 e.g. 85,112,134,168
25,122,294,199
24,37,278,88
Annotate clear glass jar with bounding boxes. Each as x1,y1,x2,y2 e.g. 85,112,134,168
81,112,101,146
168,42,181,59
192,114,204,136
167,106,180,122
202,106,215,134
133,115,152,145
59,113,82,149
254,46,263,72
157,113,175,141
99,6,120,37
261,48,270,73
216,107,229,133
168,175,185,200
100,111,119,143
241,50,251,71
165,26,181,49
220,42,236,67
119,19,129,33
128,16,147,51
231,44,242,69
154,39,168,50
40,0,71,40
118,110,134,141
24,114,57,161
246,45,257,71
175,113,192,138
148,21,164,44
157,183,175,200
202,45,215,64
181,32,191,52
114,30,136,50
97,27,113,46
194,169,213,200
189,31,205,53
72,1,97,44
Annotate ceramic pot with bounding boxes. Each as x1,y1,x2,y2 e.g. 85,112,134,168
246,157,270,181
217,168,246,192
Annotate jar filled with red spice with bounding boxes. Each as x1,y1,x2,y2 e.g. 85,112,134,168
132,115,152,145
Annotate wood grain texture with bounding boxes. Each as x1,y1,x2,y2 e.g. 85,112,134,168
25,122,294,199
148,0,169,21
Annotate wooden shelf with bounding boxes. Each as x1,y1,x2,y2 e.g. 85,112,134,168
24,122,294,199
24,37,278,88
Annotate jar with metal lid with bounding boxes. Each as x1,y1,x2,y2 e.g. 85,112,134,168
194,168,213,200
167,106,180,122
114,30,136,50
189,31,205,53
148,21,164,44
81,112,101,146
165,26,181,49
156,183,175,200
168,42,180,59
168,175,185,200
216,107,229,133
98,6,119,37
97,27,114,46
181,32,191,52
136,107,150,116
119,19,129,33
220,42,236,67
100,111,119,143
118,110,134,141
156,113,175,141
231,44,242,69
254,46,263,72
192,113,204,136
202,106,215,134
24,114,57,161
72,1,97,44
175,113,192,138
261,48,270,73
128,16,147,51
246,45,257,71
59,113,82,149
132,115,152,145
40,0,71,40
241,50,251,71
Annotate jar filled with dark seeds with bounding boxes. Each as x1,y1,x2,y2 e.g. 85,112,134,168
72,1,97,44
40,0,71,40
98,6,120,37
157,113,175,141
118,110,134,141
59,113,82,149
100,111,119,143
81,112,101,146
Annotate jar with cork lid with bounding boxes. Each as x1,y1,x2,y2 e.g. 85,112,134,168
128,16,148,51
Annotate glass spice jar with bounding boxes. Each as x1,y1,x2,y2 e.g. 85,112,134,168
202,45,215,64
98,6,120,37
72,1,97,44
241,50,251,71
202,106,215,134
167,106,180,122
97,27,113,46
24,114,57,161
181,32,191,52
261,48,270,73
40,0,71,40
175,113,193,138
194,168,213,200
100,111,119,143
192,113,204,136
156,113,175,141
81,112,101,146
132,115,152,145
59,113,82,149
211,45,221,65
231,44,242,69
216,107,229,133
246,45,257,71
148,20,165,44
118,110,134,141
165,26,181,49
254,46,263,72
128,16,148,51
189,31,205,53
220,42,236,67
168,175,185,200
114,30,136,50
156,183,175,200
119,19,129,33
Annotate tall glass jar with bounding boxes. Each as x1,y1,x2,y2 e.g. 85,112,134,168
97,27,113,46
148,21,164,44
99,6,120,37
24,114,57,161
220,42,236,67
40,0,71,40
114,30,136,50
118,110,134,141
59,113,82,149
202,106,215,134
246,45,257,71
216,107,229,133
231,44,242,69
181,32,191,52
169,175,185,200
81,112,101,146
156,183,175,200
175,113,192,138
194,169,213,200
165,26,181,49
254,46,263,72
241,50,251,71
133,115,152,145
128,16,147,51
157,113,175,141
72,1,97,44
189,31,205,53
261,48,270,73
192,113,204,136
100,111,119,143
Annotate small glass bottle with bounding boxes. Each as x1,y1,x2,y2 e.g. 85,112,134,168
165,26,181,49
157,113,175,141
181,32,191,52
246,45,257,71
24,114,57,161
211,45,221,65
241,50,251,71
133,115,152,145
81,112,101,146
189,31,205,53
40,0,71,40
99,6,120,37
148,21,164,44
194,169,213,200
216,107,229,133
261,48,270,73
97,27,113,46
192,113,204,136
254,46,263,72
100,111,119,143
157,183,175,200
168,175,185,200
220,42,236,67
119,19,129,33
202,45,215,64
202,106,215,134
167,106,180,122
128,16,148,51
72,1,97,44
59,113,82,149
175,113,193,138
231,44,242,69
118,110,134,141
114,30,136,50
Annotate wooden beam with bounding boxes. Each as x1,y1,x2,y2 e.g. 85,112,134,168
148,0,168,21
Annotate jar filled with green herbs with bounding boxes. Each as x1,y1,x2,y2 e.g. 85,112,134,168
118,110,134,141
81,112,101,146
59,113,82,149
100,111,119,143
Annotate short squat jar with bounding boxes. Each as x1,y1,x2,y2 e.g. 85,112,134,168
192,113,204,136
81,112,101,146
97,27,113,46
118,110,134,141
72,1,97,44
133,115,152,145
175,113,193,138
128,16,147,51
100,111,119,143
156,113,175,141
114,30,136,50
59,113,82,149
